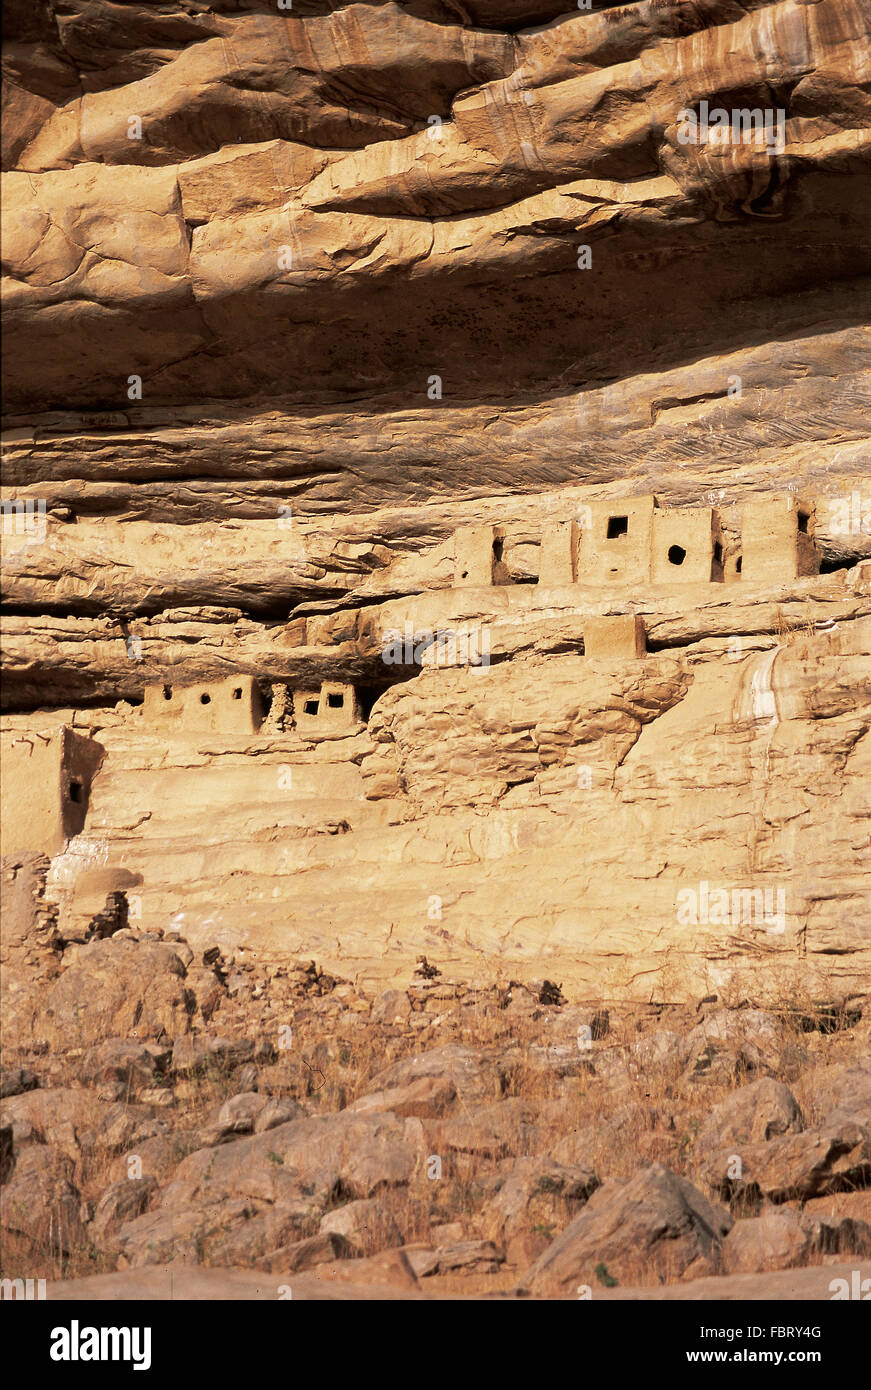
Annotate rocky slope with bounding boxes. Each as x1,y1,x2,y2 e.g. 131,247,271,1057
2,917,870,1295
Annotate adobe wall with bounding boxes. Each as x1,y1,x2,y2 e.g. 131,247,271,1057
467,493,818,595
741,497,820,584
584,614,647,659
538,520,578,586
651,505,724,585
576,497,655,586
1,727,104,856
293,682,361,736
143,676,264,734
453,524,509,587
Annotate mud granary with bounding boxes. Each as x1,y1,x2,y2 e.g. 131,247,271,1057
134,495,822,741
291,682,362,736
142,675,265,735
139,675,364,738
459,493,820,590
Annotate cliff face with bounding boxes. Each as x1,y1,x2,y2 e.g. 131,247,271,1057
2,1,870,1003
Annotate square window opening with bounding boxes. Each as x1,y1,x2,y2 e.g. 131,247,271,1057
606,516,629,539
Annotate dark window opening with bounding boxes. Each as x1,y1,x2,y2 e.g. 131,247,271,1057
607,516,629,539
668,544,687,566
232,687,242,700
304,699,319,716
713,541,723,564
797,511,810,534
356,687,382,721
460,570,468,580
736,556,743,574
492,537,504,563
327,693,344,709
200,693,211,705
163,685,172,700
69,780,84,804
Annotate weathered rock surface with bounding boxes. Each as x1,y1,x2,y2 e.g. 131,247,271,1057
521,1163,733,1293
1,609,865,1003
90,1177,159,1241
174,1110,426,1205
694,1078,804,1155
481,1157,598,1264
319,1198,404,1256
0,1144,86,1254
703,1127,871,1204
3,1,869,416
797,1059,871,1131
11,937,194,1050
722,1207,871,1274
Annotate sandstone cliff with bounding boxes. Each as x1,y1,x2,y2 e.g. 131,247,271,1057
2,0,870,1005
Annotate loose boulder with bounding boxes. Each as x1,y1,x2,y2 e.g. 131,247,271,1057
521,1163,732,1295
